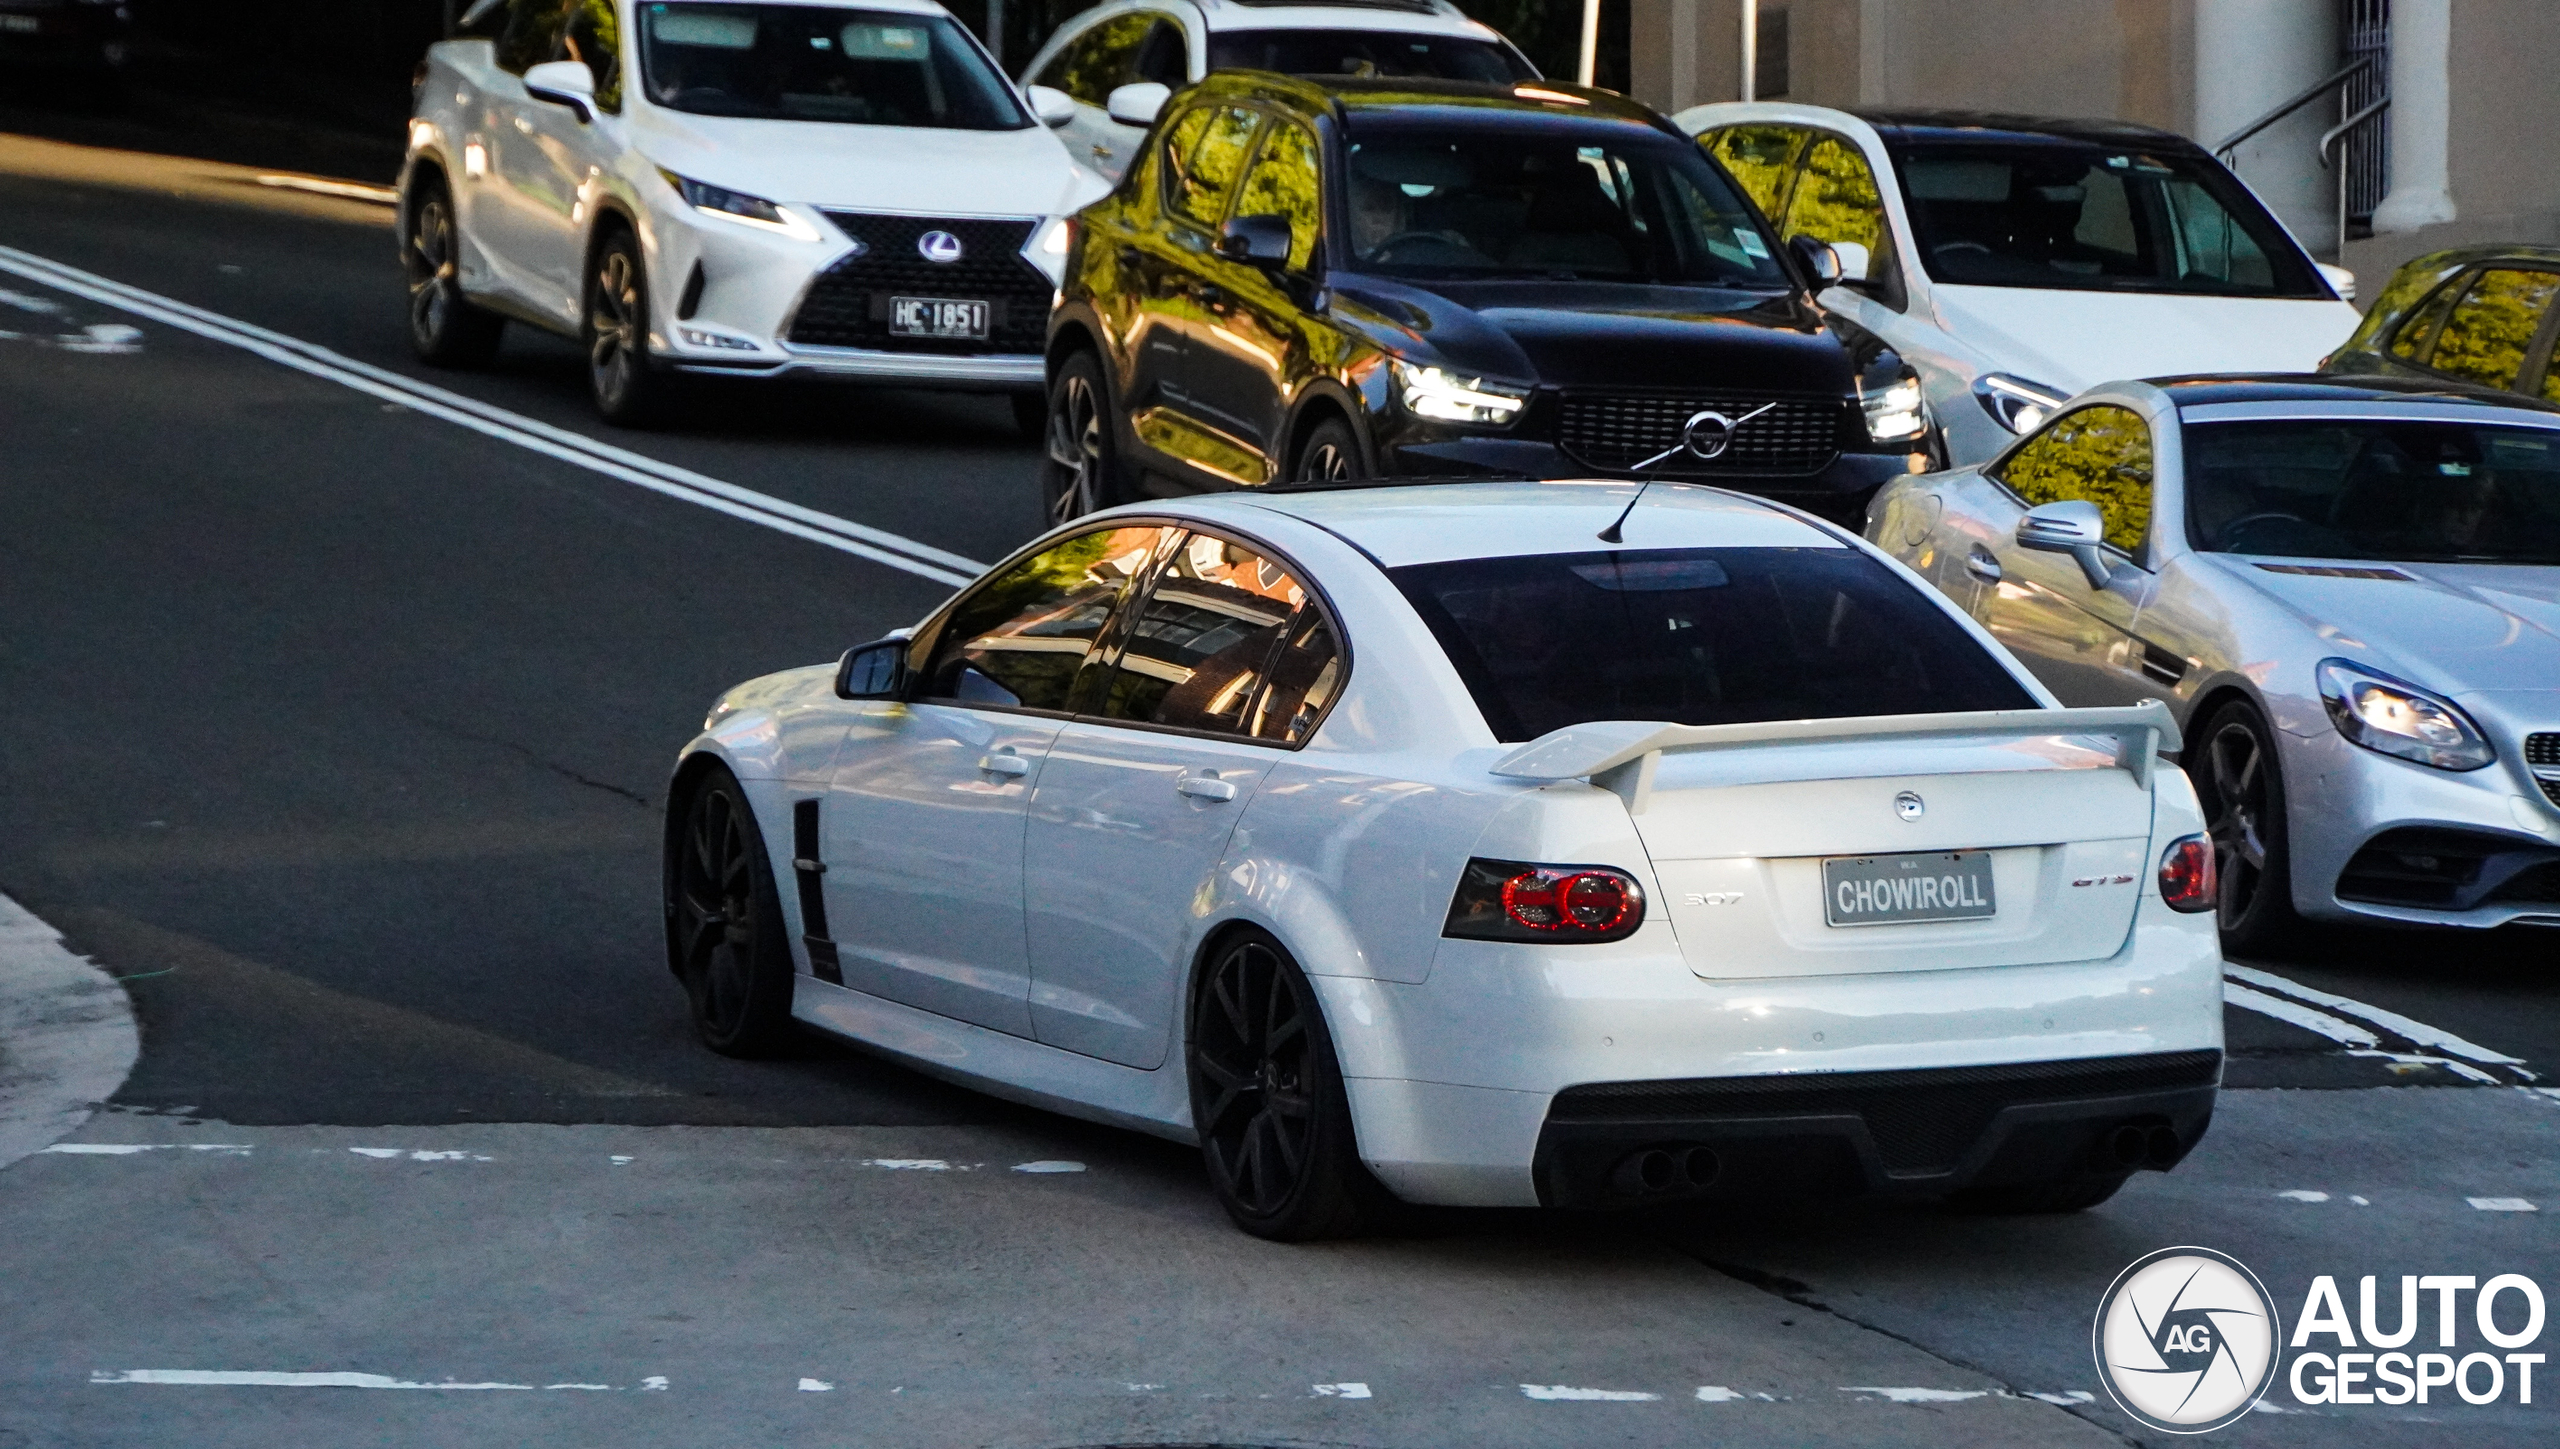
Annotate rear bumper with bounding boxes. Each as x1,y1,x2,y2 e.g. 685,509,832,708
1531,1050,2221,1209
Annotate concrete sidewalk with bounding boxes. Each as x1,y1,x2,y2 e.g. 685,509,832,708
0,891,138,1171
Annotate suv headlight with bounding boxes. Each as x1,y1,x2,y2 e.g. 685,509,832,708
1862,370,1928,444
2316,659,2495,771
1392,361,1526,426
658,169,821,242
1023,216,1075,285
1973,373,2069,434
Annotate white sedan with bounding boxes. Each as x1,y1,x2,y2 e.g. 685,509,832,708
666,481,2226,1238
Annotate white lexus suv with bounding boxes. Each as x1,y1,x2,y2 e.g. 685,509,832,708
401,0,1108,427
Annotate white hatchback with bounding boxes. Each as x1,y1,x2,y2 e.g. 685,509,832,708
667,480,2225,1238
1676,103,2364,468
402,0,1107,426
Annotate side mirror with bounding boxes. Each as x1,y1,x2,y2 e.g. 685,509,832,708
2315,261,2357,304
2017,499,2114,588
522,59,596,124
1026,84,1078,129
1827,240,1873,283
1790,235,1843,287
835,637,910,700
1217,214,1294,267
1105,81,1169,128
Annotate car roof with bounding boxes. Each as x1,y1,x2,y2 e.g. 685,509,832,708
1198,0,1476,24
1851,108,2197,150
1164,479,1847,568
2149,373,2560,416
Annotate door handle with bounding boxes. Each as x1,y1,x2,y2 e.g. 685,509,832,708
976,753,1032,778
1964,549,2003,583
1174,774,1236,802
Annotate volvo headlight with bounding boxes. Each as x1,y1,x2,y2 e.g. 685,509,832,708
1973,372,2069,434
2316,659,2495,771
658,169,821,242
1392,361,1526,426
1862,370,1929,443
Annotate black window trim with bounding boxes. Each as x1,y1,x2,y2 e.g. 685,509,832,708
902,515,1352,751
1984,400,2160,567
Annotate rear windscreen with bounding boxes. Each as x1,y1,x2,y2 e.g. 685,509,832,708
1389,547,2036,742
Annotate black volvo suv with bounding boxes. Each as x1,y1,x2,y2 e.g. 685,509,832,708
1042,73,1931,526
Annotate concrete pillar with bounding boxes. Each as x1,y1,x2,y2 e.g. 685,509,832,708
1668,0,1701,111
2372,0,2457,233
2193,0,2337,255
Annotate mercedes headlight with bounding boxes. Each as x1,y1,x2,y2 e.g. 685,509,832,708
1973,373,2069,435
2316,659,2495,771
658,169,821,242
1862,370,1929,443
1392,361,1526,426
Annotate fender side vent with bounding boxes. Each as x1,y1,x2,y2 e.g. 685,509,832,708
791,798,842,983
2139,643,2189,687
677,261,706,321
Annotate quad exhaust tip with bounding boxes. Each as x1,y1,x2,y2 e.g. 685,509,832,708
1611,1145,1720,1197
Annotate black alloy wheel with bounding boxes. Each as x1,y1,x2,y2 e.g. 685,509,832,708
1186,929,1385,1240
1042,351,1115,525
665,769,795,1057
586,230,672,426
403,178,504,367
2188,699,2302,956
1294,416,1363,482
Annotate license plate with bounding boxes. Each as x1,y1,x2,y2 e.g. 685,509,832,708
1821,851,1996,927
0,15,41,32
890,296,987,340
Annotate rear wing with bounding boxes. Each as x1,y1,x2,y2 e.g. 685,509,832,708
1486,702,2182,814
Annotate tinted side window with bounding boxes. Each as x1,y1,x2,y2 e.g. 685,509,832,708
1704,123,1806,221
2390,273,2467,361
1231,120,1322,270
1780,134,1890,285
563,0,622,112
1392,547,2035,742
920,526,1175,711
1131,17,1188,88
1097,532,1323,737
1037,10,1152,104
495,0,571,75
1994,404,2156,555
1164,104,1260,230
2427,268,2560,392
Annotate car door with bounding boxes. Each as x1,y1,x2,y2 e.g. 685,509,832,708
1184,113,1324,475
1021,528,1344,1068
479,0,587,322
1128,100,1266,490
1951,403,2172,707
819,523,1176,1037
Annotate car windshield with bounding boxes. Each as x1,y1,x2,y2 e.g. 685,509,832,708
2184,419,2560,564
637,3,1027,129
1890,142,2324,297
1340,125,1786,285
1208,29,1534,82
1390,546,2036,741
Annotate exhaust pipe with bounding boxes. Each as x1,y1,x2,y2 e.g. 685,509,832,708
2146,1125,2182,1169
2108,1124,2149,1167
1609,1145,1721,1197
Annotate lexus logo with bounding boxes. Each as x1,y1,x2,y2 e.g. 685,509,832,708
1894,790,1925,821
917,230,965,264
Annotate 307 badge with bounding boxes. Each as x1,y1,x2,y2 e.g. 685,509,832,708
1683,892,1744,907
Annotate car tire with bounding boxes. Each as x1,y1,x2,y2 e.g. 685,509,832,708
403,176,505,368
1186,928,1390,1241
1950,1170,2131,1215
1293,415,1364,482
586,228,676,427
1009,390,1047,442
665,767,797,1058
1041,350,1118,525
2187,699,2302,957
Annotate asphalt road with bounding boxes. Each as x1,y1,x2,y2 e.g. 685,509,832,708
1,126,2554,1449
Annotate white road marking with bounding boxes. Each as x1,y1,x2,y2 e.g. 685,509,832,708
1841,1386,1990,1403
2277,1189,2330,1202
610,1155,634,1164
863,1158,956,1171
1311,1382,1370,1398
92,1370,555,1390
1519,1384,1661,1401
42,1143,250,1155
2351,1195,2371,1205
0,286,64,313
2029,1390,2097,1405
2224,982,2378,1046
1694,1385,1746,1401
253,174,400,205
798,1378,833,1392
1010,1160,1086,1173
0,245,986,588
2469,1197,2540,1212
2227,964,2527,1068
641,1376,669,1390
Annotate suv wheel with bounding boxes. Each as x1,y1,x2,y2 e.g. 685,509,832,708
403,176,504,367
586,230,673,426
2188,699,2301,956
1042,351,1117,525
1294,416,1363,482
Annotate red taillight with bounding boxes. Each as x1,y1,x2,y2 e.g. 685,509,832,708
2158,834,2217,913
1447,858,1646,943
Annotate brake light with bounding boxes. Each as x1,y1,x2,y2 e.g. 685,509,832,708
2158,834,2217,913
1444,858,1646,943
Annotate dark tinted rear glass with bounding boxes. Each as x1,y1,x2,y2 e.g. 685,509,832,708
1207,29,1533,82
2184,419,2560,564
1391,547,2035,742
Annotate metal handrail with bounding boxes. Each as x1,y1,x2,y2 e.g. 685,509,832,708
2213,55,2377,159
2320,96,2390,166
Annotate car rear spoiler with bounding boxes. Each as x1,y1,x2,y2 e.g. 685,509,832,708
1486,702,2181,814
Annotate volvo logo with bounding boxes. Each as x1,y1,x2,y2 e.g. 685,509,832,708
917,230,965,264
1894,790,1925,821
1636,401,1778,469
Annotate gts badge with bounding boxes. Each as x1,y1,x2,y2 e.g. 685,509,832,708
2071,875,2137,888
1684,892,1745,907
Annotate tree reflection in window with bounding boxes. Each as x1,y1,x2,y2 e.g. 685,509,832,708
922,526,1172,711
1165,105,1261,232
2428,269,2560,392
1780,136,1889,281
1232,121,1322,270
1996,404,2155,555
1102,532,1336,741
1704,124,1806,220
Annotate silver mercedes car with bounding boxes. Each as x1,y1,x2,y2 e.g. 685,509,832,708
1867,375,2560,950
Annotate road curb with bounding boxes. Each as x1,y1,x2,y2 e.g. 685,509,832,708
0,892,139,1172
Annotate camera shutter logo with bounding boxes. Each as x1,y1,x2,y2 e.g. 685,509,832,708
918,230,965,264
2094,1247,2282,1433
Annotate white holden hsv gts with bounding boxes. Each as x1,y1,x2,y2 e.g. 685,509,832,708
665,480,2226,1239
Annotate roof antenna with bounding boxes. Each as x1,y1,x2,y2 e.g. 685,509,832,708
1596,480,1648,544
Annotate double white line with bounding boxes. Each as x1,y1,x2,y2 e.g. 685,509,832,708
2223,963,2531,1084
0,243,986,588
